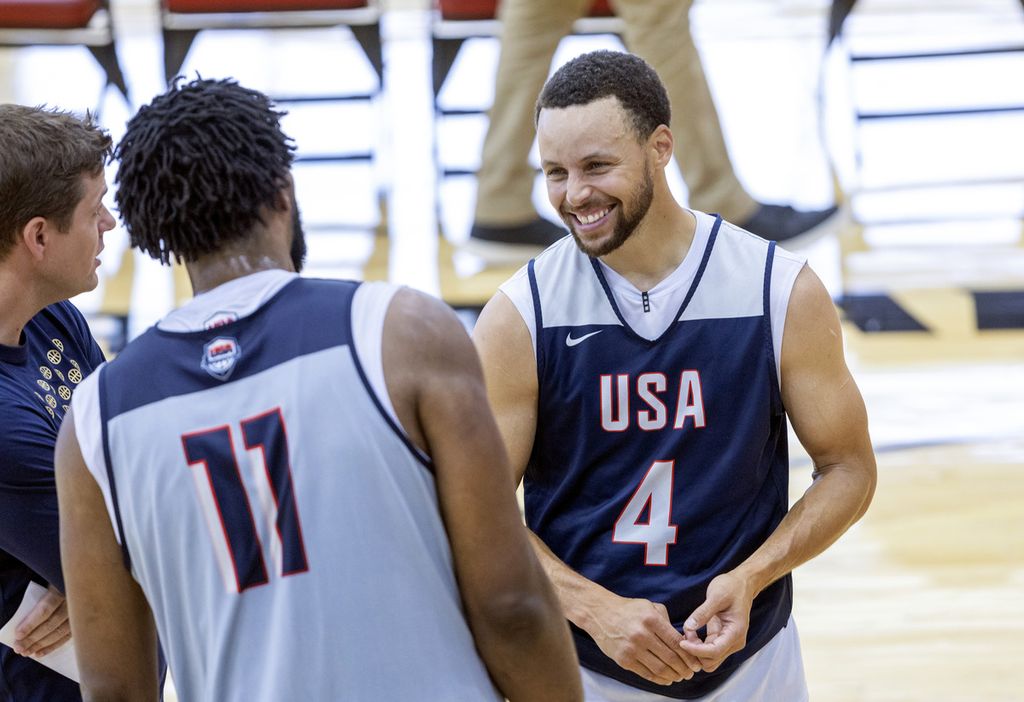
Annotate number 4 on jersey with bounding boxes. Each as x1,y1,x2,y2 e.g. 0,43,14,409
612,460,678,566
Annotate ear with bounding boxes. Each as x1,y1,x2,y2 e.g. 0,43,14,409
270,173,296,213
649,125,674,168
269,187,289,213
19,217,50,262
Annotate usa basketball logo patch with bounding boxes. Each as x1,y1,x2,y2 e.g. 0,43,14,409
201,337,241,381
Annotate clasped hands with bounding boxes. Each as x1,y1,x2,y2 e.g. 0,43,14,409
588,572,753,686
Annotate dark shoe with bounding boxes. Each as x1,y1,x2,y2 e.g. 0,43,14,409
738,204,842,249
463,217,568,265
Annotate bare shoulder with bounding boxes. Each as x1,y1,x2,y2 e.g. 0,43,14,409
383,286,478,371
781,264,844,370
472,291,533,375
381,287,483,453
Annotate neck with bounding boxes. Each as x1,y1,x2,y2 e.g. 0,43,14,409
0,278,50,347
187,253,293,297
600,201,696,291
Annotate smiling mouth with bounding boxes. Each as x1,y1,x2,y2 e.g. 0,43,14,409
572,205,614,227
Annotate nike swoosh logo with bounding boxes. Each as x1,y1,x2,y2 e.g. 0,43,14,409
565,330,603,347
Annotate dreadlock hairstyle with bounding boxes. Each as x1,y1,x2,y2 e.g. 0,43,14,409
114,77,296,264
0,104,111,261
535,50,671,143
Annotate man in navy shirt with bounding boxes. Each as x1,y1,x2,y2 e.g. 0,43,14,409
0,104,114,701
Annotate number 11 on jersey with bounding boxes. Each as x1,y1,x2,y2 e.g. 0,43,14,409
182,408,308,593
612,460,678,566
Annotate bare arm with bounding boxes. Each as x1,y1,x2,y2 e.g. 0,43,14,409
55,408,160,701
383,288,581,701
473,292,699,686
681,265,877,669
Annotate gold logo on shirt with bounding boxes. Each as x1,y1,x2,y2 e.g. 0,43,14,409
52,339,64,353
68,368,83,384
58,386,71,401
45,394,57,409
39,366,52,380
47,350,61,365
37,379,52,392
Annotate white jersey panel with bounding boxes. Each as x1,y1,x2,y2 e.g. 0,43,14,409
350,281,400,427
72,366,116,538
103,345,499,701
78,276,500,702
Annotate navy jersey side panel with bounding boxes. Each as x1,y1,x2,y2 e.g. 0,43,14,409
525,233,791,699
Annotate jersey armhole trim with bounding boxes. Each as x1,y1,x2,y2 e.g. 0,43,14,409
527,259,544,373
98,365,133,571
345,286,435,473
762,241,783,415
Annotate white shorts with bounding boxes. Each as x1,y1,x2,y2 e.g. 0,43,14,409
580,616,808,702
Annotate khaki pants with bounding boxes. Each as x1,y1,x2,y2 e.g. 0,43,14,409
474,0,758,226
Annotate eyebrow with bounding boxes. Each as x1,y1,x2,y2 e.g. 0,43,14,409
542,152,615,169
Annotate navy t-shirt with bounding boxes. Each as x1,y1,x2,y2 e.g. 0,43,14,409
0,301,105,701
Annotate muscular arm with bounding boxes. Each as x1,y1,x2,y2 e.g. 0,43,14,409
681,265,877,669
473,292,699,686
55,408,160,701
383,288,581,701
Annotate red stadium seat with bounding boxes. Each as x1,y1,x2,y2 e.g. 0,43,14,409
437,0,614,21
0,0,128,99
160,0,382,85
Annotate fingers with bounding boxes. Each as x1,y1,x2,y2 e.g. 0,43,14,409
682,599,715,640
635,650,688,686
649,617,701,676
13,588,62,640
644,640,696,683
22,620,72,658
678,623,743,673
13,592,68,656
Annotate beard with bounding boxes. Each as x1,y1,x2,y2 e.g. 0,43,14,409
289,191,307,273
567,160,655,258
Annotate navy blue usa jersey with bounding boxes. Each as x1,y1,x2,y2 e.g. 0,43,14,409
0,300,105,702
524,217,792,699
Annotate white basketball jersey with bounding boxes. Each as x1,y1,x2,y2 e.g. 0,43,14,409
73,273,501,701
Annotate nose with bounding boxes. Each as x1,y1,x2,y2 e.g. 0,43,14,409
565,172,593,209
99,204,116,233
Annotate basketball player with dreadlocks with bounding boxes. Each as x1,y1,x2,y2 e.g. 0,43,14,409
54,78,582,701
0,104,114,702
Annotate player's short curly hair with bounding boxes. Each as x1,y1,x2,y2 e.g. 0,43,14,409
0,105,111,261
114,77,296,264
535,50,671,142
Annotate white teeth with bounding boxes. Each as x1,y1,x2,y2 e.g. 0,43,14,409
578,208,609,225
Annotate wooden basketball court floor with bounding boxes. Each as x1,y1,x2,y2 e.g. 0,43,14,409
2,0,1022,699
